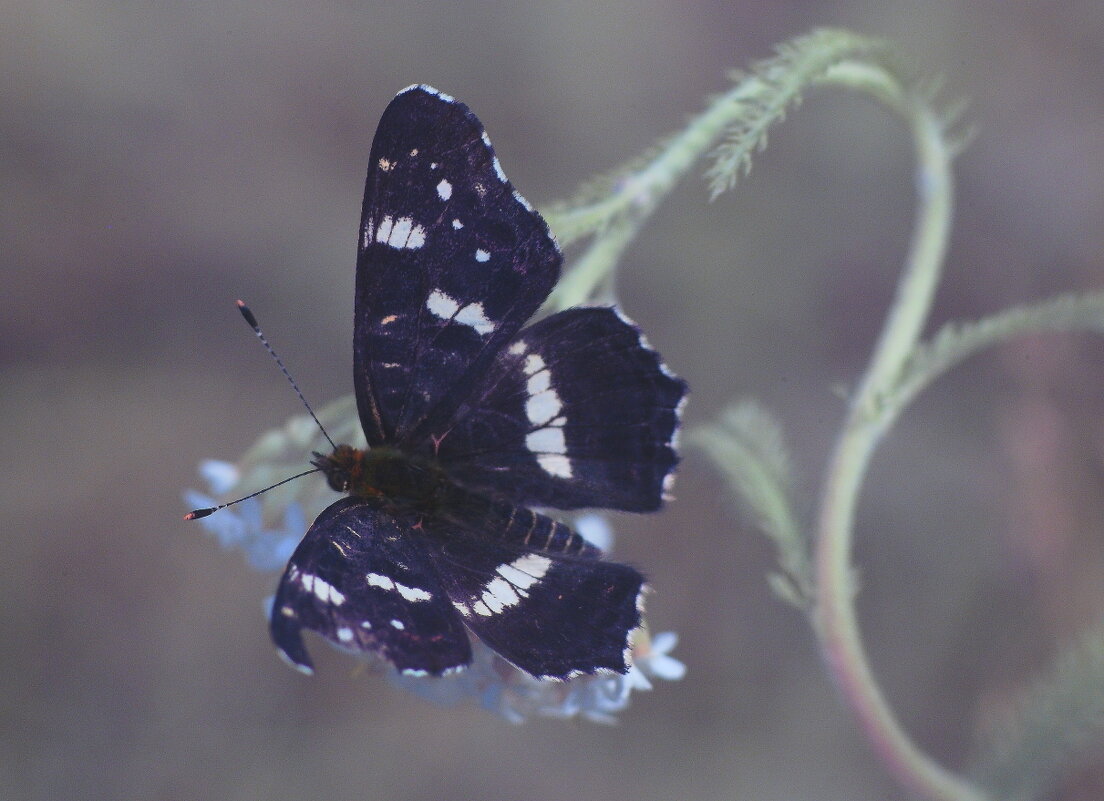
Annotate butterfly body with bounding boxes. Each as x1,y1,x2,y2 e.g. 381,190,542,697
313,444,445,505
267,85,686,681
313,443,597,557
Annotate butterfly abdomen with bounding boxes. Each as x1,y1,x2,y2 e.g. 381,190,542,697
435,485,601,559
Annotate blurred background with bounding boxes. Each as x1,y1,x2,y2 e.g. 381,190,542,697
4,1,1104,799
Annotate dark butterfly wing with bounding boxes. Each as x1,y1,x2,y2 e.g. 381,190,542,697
430,306,686,511
270,497,471,677
354,85,561,448
422,517,646,679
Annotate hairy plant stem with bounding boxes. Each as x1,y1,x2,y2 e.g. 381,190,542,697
811,68,989,801
545,29,892,311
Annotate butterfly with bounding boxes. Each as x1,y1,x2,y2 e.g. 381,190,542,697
267,85,686,680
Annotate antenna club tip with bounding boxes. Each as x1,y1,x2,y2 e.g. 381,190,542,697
184,508,215,521
236,300,259,329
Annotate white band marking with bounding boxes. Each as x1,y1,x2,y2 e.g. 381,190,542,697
366,572,433,602
298,573,346,605
426,289,496,335
367,215,426,250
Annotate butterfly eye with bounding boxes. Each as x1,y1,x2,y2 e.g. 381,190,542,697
327,472,350,493
311,451,353,493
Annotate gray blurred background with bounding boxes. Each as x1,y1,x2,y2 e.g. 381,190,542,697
4,1,1104,799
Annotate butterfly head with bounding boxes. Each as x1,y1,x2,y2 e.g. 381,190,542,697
311,444,362,493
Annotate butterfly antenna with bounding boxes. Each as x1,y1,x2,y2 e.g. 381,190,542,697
184,468,320,520
236,300,337,451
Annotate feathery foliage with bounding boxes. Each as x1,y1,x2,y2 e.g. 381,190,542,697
688,402,812,611
970,625,1104,801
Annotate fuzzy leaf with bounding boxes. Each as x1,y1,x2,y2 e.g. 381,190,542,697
689,401,813,609
970,625,1104,801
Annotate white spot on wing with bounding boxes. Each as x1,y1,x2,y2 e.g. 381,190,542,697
526,389,562,425
526,426,566,455
368,215,426,250
367,216,391,248
497,553,551,590
451,218,463,229
390,619,406,630
378,157,393,172
508,341,526,356
474,248,490,263
391,216,425,249
426,290,495,335
467,553,555,617
453,301,495,335
298,573,346,605
336,626,354,643
526,370,551,395
521,377,574,475
537,453,573,479
512,553,552,578
436,179,452,201
426,289,460,320
366,572,394,591
481,577,517,613
522,354,545,375
522,359,566,428
397,583,432,602
365,573,429,601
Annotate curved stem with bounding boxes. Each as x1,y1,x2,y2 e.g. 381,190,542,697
811,71,989,801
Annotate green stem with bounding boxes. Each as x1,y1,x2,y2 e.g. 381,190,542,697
545,80,753,309
545,29,898,309
811,66,989,801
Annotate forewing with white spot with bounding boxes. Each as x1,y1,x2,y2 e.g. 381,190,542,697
353,85,561,448
431,306,687,511
269,497,470,676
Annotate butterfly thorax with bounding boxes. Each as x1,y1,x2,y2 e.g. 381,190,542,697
312,444,447,510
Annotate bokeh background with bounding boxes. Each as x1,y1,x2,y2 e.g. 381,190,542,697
4,1,1104,799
